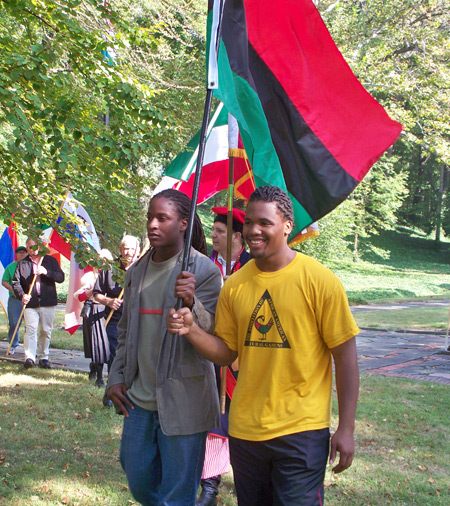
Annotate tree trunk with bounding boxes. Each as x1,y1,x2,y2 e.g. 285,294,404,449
435,165,445,243
353,232,359,261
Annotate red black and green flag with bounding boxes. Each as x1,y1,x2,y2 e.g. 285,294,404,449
208,0,402,238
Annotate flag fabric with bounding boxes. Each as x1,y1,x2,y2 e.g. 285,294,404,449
63,253,89,335
40,193,100,259
42,193,100,334
208,0,402,238
40,224,70,261
0,223,19,317
289,221,320,247
62,194,100,334
161,102,255,203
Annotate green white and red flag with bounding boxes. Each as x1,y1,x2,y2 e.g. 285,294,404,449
156,102,255,203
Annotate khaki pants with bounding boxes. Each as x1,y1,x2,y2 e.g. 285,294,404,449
23,306,56,362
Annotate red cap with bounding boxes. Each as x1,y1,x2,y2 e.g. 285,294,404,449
212,207,246,224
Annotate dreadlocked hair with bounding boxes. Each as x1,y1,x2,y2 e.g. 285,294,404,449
248,186,295,224
151,189,208,256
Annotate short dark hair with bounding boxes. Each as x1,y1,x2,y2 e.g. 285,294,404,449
150,189,208,255
248,186,294,224
213,214,243,235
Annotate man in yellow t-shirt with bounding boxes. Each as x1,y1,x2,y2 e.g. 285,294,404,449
167,186,359,506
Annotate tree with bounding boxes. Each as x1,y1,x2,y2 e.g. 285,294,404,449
317,0,450,241
0,0,208,261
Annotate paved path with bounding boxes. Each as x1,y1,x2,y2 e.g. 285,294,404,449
1,301,450,384
351,298,450,313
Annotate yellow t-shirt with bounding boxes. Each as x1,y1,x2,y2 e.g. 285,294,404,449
214,252,359,441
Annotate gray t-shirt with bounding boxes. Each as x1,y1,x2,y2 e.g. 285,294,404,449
127,252,178,411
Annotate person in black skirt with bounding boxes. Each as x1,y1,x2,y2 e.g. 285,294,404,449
74,249,113,387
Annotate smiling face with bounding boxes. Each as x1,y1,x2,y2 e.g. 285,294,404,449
147,196,188,261
243,200,293,271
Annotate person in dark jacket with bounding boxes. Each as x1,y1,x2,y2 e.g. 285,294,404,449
93,235,139,407
12,238,65,369
93,235,140,370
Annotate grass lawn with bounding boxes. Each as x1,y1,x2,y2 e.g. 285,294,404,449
0,310,84,352
1,363,449,506
353,307,449,330
323,227,450,304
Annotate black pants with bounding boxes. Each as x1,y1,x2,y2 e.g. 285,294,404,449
230,429,330,506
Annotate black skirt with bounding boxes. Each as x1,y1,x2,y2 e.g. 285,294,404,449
82,302,110,364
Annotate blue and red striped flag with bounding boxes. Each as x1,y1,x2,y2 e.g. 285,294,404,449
0,222,19,314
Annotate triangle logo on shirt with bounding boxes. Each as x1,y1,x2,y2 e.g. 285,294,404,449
244,290,290,348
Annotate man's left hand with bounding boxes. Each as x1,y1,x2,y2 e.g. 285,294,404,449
174,271,196,308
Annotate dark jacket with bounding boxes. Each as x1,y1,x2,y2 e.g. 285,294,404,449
93,260,124,323
239,248,252,267
12,255,65,308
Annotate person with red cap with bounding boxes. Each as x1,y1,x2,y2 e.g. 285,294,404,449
196,207,252,506
210,207,251,280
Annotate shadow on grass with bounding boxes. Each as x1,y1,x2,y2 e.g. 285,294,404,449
0,363,132,505
358,229,450,271
347,287,417,304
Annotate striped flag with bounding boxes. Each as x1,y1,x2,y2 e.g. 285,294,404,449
0,223,19,317
208,0,402,238
42,193,100,334
158,102,255,203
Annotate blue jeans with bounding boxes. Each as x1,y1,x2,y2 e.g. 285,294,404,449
7,297,23,349
120,404,207,506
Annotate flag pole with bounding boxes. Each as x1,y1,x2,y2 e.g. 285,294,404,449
0,300,8,331
5,186,71,356
167,0,225,379
219,113,238,413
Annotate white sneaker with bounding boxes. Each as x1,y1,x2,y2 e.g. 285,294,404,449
9,348,15,356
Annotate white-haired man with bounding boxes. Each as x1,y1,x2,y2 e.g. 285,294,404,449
94,235,140,405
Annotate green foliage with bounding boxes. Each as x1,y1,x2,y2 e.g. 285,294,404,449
0,0,207,263
1,364,449,505
297,200,355,262
354,306,448,330
318,0,450,239
329,226,450,304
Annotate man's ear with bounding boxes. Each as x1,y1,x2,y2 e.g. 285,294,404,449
180,217,188,232
233,232,242,243
284,220,293,236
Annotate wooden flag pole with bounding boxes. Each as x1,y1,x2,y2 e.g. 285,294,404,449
0,300,9,331
104,287,124,327
219,155,235,414
219,111,240,414
5,186,71,356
